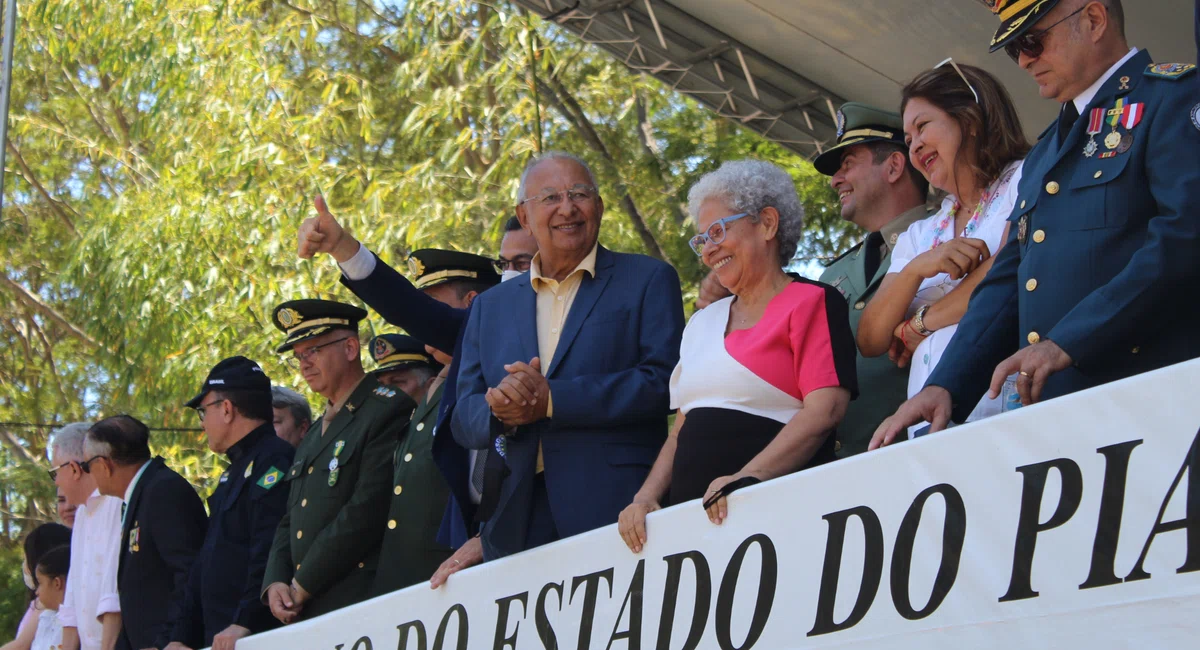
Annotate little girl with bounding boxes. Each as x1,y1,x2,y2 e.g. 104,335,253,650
31,545,70,650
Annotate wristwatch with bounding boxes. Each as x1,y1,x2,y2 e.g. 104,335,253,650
911,304,933,336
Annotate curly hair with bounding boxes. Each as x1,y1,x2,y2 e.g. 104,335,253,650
686,159,805,265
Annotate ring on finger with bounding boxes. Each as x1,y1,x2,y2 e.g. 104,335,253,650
1019,371,1031,377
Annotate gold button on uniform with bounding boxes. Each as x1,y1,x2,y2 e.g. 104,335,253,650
1046,181,1060,195
296,564,301,571
393,485,403,495
404,453,413,462
1093,170,1103,179
1028,331,1041,345
307,467,313,475
1132,346,1140,354
358,563,365,569
834,440,842,452
854,301,866,310
1026,279,1038,292
416,422,425,432
301,499,307,507
296,530,303,539
1020,200,1026,209
387,520,397,530
1032,230,1045,243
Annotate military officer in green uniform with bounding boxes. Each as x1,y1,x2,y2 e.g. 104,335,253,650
367,333,453,595
261,299,416,623
811,102,931,458
369,333,442,403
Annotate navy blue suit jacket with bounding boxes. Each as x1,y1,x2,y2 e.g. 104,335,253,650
340,255,475,548
453,246,684,559
928,51,1200,420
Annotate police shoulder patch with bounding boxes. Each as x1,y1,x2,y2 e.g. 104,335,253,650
1191,103,1200,133
256,466,284,490
1144,63,1196,80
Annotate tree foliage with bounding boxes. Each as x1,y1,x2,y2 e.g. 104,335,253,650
0,0,850,628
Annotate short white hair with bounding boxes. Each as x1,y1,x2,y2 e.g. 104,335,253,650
517,151,599,202
686,159,805,265
49,422,92,463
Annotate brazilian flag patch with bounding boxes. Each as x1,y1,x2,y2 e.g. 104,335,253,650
256,467,283,490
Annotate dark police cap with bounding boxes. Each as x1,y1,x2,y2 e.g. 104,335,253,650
812,102,907,176
272,299,367,353
369,334,441,375
979,0,1062,53
407,249,500,290
185,356,271,408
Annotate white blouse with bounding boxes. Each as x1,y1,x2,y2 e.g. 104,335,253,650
31,609,62,650
889,160,1024,432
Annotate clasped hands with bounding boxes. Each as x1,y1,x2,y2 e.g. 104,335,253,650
486,357,550,427
266,580,311,625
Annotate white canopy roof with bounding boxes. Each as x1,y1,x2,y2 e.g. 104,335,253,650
512,0,1195,159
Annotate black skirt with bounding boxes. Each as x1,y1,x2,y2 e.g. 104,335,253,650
667,407,836,506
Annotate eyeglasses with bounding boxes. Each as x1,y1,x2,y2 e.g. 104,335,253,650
47,461,73,481
493,254,533,273
519,185,598,208
195,398,229,421
689,212,750,256
78,455,108,474
286,337,353,370
935,58,980,104
1003,4,1087,63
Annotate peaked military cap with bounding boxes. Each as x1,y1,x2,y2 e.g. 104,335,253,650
977,0,1061,53
272,299,367,353
407,249,500,290
813,102,907,176
185,356,271,408
369,333,441,375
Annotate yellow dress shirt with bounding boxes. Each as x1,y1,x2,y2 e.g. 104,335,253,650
527,243,599,471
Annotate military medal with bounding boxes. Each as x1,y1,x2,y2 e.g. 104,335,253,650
1118,75,1130,91
1017,214,1028,246
328,440,345,486
1115,102,1142,155
1104,99,1125,150
1083,107,1104,157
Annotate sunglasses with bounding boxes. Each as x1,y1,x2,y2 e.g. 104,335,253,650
47,461,73,481
78,455,108,474
935,58,980,104
1003,5,1087,63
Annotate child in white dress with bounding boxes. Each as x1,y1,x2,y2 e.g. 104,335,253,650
31,546,70,650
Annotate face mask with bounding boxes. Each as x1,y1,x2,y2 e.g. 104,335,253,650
501,269,526,283
22,564,34,590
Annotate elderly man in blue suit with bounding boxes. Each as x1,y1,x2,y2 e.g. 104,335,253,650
873,0,1200,445
454,152,685,559
297,205,538,586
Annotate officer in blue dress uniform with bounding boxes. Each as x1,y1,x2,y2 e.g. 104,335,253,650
874,0,1200,444
168,357,294,650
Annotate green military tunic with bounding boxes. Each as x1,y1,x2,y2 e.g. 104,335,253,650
820,204,929,458
371,382,453,596
262,375,415,619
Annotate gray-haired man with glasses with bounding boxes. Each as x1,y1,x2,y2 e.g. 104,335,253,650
260,299,416,623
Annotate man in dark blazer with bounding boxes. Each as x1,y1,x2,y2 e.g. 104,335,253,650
874,0,1200,444
297,208,537,585
83,415,207,650
453,152,685,560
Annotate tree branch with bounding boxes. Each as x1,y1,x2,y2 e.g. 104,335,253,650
0,273,100,350
6,142,79,234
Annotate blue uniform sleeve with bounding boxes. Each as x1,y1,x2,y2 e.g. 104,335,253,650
926,224,1022,422
546,262,684,428
169,553,204,647
452,301,507,451
340,252,466,354
1046,84,1200,370
233,449,294,632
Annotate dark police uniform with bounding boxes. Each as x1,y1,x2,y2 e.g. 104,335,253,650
261,300,416,619
371,381,453,596
812,102,930,457
173,357,294,647
928,4,1200,420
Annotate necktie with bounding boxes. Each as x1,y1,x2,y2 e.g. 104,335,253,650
863,231,885,282
470,448,489,496
1057,102,1080,149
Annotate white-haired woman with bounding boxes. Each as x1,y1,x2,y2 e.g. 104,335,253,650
617,159,857,553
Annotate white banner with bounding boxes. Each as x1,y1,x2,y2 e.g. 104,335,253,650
241,360,1200,650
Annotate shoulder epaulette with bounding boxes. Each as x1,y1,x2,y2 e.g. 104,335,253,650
371,385,399,400
1144,63,1196,80
822,241,863,268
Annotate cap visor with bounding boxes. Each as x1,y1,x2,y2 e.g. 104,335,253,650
184,389,209,409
